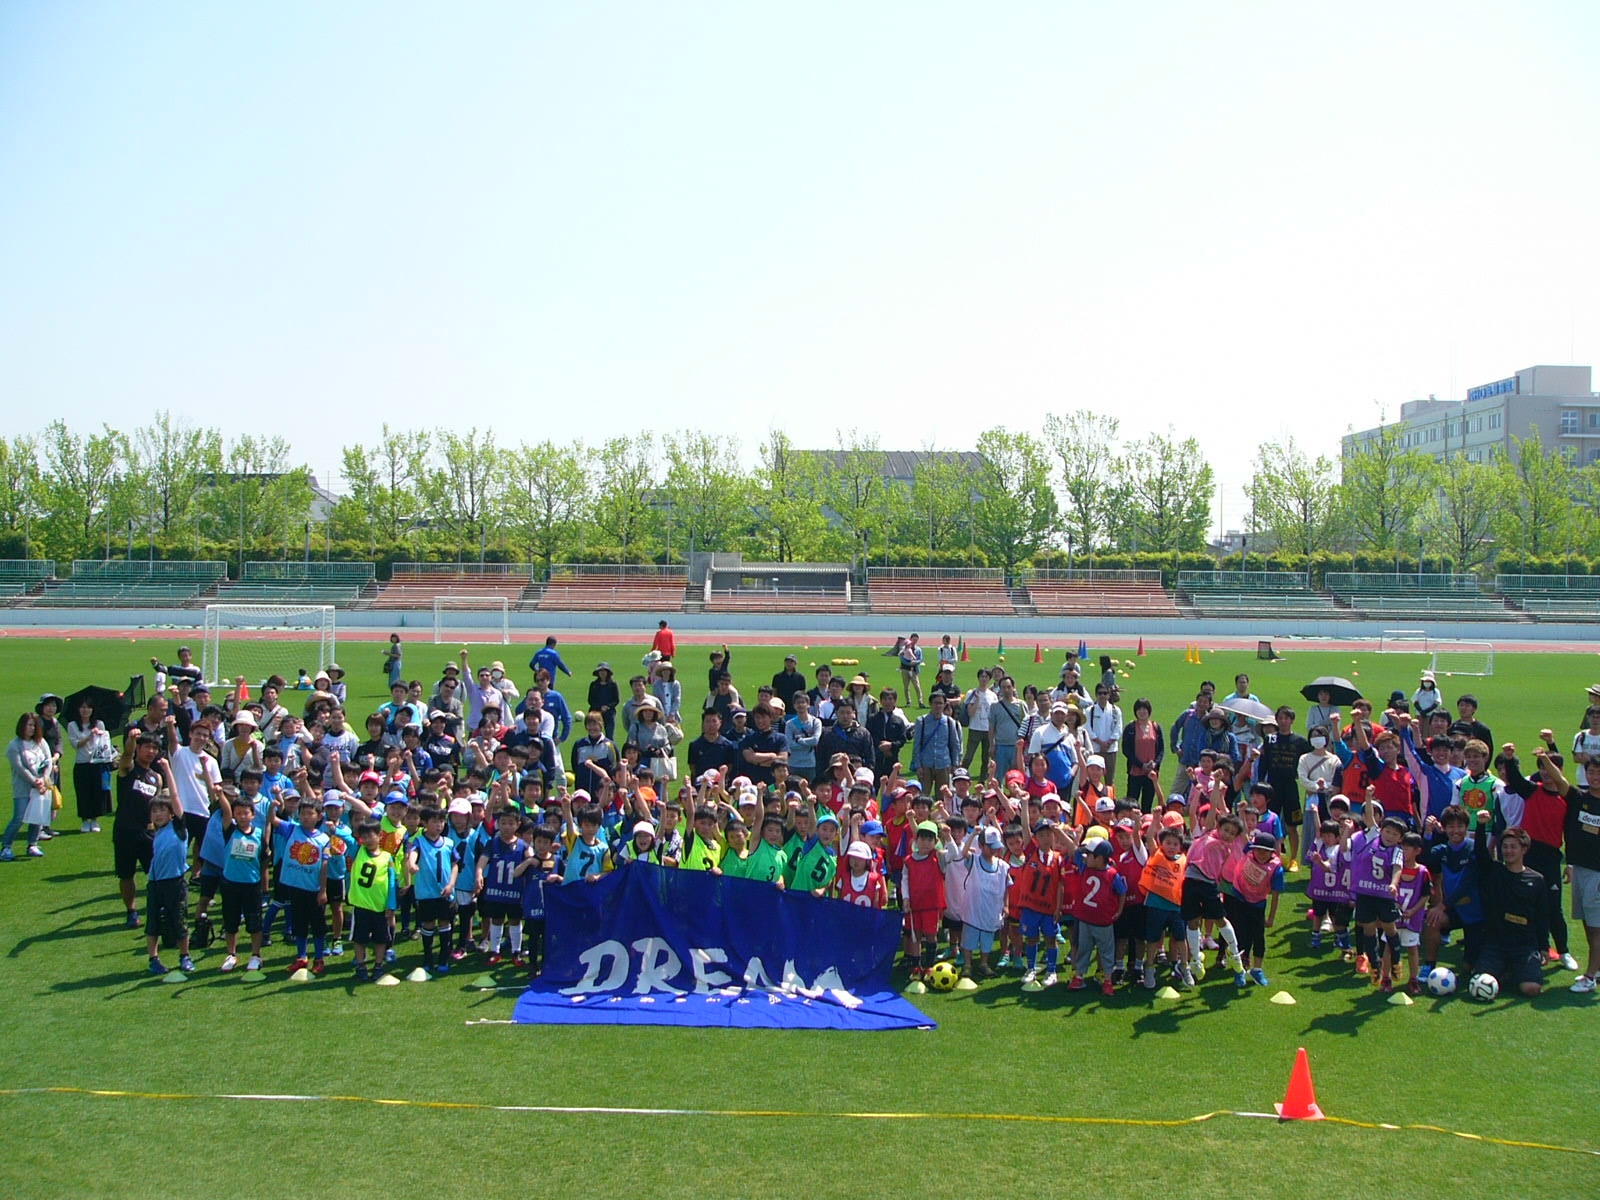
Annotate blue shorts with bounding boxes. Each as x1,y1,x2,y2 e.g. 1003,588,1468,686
960,924,997,953
1145,905,1187,944
1018,908,1059,942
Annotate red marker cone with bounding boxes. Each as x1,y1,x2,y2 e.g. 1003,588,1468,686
1275,1047,1324,1121
1136,636,1145,657
959,637,969,663
1033,643,1044,664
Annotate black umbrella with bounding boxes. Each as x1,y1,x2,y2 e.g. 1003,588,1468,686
62,678,143,731
1300,676,1361,706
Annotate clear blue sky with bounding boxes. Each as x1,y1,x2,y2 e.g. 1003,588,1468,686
3,1,1597,533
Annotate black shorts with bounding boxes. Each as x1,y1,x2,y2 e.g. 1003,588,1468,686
941,915,964,936
479,899,522,922
352,907,390,946
199,868,222,900
1181,877,1226,922
416,897,452,923
220,879,263,935
1354,895,1400,926
1267,795,1303,826
183,813,208,846
146,876,187,948
1475,944,1542,988
286,885,327,937
113,827,153,881
325,878,346,904
1114,903,1145,943
1317,901,1353,928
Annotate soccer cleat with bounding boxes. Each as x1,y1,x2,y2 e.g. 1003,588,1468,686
1020,967,1038,986
1226,952,1245,976
1546,946,1560,963
1067,975,1087,990
488,954,504,966
449,949,466,962
997,954,1012,969
289,957,309,973
1418,964,1434,982
1379,973,1394,992
0,848,13,862
1191,955,1206,981
1177,964,1195,988
220,954,238,972
1249,968,1269,988
1561,952,1581,972
1309,932,1322,951
974,961,996,980
1041,971,1058,988
1111,965,1126,986
1201,936,1219,951
354,965,371,983
433,962,450,977
179,956,195,973
1154,950,1169,968
330,942,344,957
1405,980,1422,996
125,910,140,929
1142,967,1158,989
246,956,261,972
37,829,53,840
1320,916,1334,933
513,954,529,967
1100,977,1115,997
311,958,326,976
1355,953,1370,974
26,845,44,858
1286,859,1299,873
1234,970,1249,988
1570,975,1596,994
148,957,167,975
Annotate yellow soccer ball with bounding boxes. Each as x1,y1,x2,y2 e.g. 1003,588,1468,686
926,961,960,992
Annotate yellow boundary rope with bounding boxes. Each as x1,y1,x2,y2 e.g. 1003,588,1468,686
1,1087,1596,1159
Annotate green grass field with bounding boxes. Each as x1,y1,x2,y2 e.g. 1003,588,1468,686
2,632,1598,1198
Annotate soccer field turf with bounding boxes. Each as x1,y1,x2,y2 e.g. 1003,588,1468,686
1,633,1597,1198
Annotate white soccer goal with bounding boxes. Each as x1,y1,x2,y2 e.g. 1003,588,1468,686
1379,629,1430,654
433,596,511,644
1429,640,1495,677
202,604,336,690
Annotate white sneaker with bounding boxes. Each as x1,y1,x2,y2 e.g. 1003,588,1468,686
1571,975,1597,994
26,845,44,858
81,821,94,834
91,822,101,833
1041,971,1058,988
1020,968,1038,985
220,955,238,972
1320,916,1333,933
1561,953,1581,972
245,956,261,972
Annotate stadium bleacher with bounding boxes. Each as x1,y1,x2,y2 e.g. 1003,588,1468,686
370,564,538,611
1495,574,1600,620
1025,570,1182,618
1176,570,1343,619
1324,573,1521,622
0,559,55,605
866,569,1016,615
210,561,377,607
537,567,688,613
31,560,227,608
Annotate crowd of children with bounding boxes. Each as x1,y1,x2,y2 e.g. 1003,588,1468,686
18,639,1599,1003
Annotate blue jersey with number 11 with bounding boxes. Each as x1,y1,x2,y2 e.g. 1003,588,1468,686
480,837,527,905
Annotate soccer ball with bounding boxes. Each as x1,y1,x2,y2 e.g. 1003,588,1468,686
1426,967,1456,996
926,962,960,992
1466,972,1499,1002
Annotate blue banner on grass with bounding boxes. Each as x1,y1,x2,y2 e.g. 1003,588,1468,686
512,861,932,1031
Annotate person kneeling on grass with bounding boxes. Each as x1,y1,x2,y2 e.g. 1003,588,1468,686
1471,812,1547,999
145,790,195,977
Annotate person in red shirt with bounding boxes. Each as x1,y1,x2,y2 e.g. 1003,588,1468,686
1501,743,1580,969
1015,821,1069,988
1066,837,1127,994
900,821,947,986
650,620,676,660
1350,722,1418,827
1110,817,1148,984
1000,824,1029,968
836,840,888,908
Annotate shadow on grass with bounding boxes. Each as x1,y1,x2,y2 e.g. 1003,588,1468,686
42,871,105,884
10,914,133,958
1299,990,1392,1036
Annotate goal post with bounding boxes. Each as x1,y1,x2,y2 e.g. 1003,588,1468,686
202,604,336,689
433,596,511,644
1379,629,1429,654
1429,640,1495,678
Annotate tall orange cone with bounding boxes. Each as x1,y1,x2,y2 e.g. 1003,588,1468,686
1274,1047,1324,1121
1033,643,1044,664
1137,637,1145,657
959,636,969,663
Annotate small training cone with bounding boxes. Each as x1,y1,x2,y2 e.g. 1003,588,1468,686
1137,636,1145,657
374,973,400,986
1033,643,1044,664
1154,985,1181,1000
1268,991,1296,1005
471,974,498,989
162,970,187,984
1387,991,1413,1006
1274,1047,1324,1120
905,979,927,995
954,976,978,991
289,967,312,983
242,969,264,981
959,638,969,663
406,967,431,982
996,636,1005,655
1077,639,1088,659
1020,980,1044,993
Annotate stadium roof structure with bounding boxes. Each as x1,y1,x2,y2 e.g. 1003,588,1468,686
799,449,986,484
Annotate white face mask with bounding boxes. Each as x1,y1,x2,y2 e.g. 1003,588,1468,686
1310,736,1328,749
490,670,503,681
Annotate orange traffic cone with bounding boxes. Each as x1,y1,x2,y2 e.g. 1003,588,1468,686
1033,643,1044,664
235,676,250,704
1137,637,1145,657
1274,1047,1324,1121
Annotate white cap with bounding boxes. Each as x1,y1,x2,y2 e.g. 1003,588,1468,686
845,841,872,861
632,821,656,838
854,767,876,784
447,798,472,815
1085,753,1106,769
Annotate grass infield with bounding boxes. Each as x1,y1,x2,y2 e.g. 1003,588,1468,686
1,633,1598,1198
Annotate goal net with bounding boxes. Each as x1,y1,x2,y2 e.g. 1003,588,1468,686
433,596,511,644
1429,640,1495,677
202,605,336,690
1379,629,1429,654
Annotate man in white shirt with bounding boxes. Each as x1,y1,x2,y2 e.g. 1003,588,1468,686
169,720,223,857
1086,685,1124,781
963,669,996,772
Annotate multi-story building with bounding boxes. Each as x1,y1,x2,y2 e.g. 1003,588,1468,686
1342,364,1600,466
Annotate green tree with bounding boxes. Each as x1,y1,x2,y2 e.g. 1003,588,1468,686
38,420,137,562
502,439,588,568
196,434,313,566
1246,437,1341,557
336,426,433,556
1043,410,1125,558
1118,429,1214,553
903,452,974,564
661,432,748,558
434,429,501,561
750,430,829,562
129,411,219,543
0,435,43,556
1493,429,1576,558
970,429,1058,579
818,432,892,564
588,434,658,562
1336,424,1432,552
1424,454,1505,572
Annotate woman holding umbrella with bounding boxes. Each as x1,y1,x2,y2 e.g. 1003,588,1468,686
67,696,116,833
1301,677,1361,737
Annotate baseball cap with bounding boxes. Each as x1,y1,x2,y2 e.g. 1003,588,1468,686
358,770,382,785
817,813,840,827
1160,812,1186,829
1084,838,1113,858
860,820,884,836
447,798,472,815
632,821,656,838
322,794,347,810
1250,831,1278,851
951,767,970,781
849,781,871,793
915,820,939,836
383,791,408,806
854,767,876,784
1040,792,1062,806
1084,754,1105,769
1114,817,1137,831
982,827,1004,849
1094,797,1116,813
902,779,923,792
845,840,872,861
